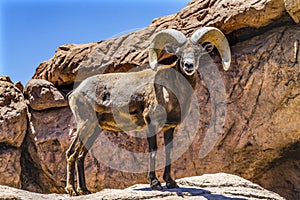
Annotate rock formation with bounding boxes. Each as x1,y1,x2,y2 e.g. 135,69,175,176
0,77,27,188
0,0,299,199
0,173,285,200
24,79,68,110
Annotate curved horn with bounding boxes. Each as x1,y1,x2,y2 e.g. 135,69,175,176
149,29,187,70
190,27,231,71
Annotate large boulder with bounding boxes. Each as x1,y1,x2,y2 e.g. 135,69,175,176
0,77,27,147
24,79,68,110
0,77,27,188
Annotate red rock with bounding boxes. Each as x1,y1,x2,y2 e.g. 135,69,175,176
1,0,299,199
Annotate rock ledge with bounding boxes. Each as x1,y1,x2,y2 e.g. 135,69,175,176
0,173,285,200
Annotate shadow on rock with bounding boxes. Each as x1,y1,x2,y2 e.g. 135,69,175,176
134,186,247,200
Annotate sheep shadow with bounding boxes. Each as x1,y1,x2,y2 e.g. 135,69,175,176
134,186,247,200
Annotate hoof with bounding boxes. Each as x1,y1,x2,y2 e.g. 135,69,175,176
77,188,91,195
65,186,78,196
166,180,179,189
150,179,163,190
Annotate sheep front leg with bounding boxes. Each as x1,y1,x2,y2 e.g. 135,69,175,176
146,123,162,190
163,128,179,189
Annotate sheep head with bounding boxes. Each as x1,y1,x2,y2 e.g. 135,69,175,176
148,27,231,75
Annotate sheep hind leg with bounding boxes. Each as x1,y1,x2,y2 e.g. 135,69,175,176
76,126,101,195
163,128,179,189
76,145,90,195
65,136,81,196
67,92,99,195
65,121,94,196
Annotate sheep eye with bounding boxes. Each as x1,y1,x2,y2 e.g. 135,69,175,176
165,44,178,54
202,43,214,54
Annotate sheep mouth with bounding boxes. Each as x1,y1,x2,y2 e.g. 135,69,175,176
183,67,195,75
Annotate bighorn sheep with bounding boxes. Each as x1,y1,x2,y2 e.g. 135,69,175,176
65,27,231,195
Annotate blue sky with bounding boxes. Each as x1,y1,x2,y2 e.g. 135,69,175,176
0,0,190,85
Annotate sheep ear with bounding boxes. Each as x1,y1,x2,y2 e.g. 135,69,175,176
149,48,158,71
150,61,158,71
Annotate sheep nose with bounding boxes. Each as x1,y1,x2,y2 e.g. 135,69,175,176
184,63,194,69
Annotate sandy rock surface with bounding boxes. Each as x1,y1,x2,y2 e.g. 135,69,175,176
0,173,285,200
